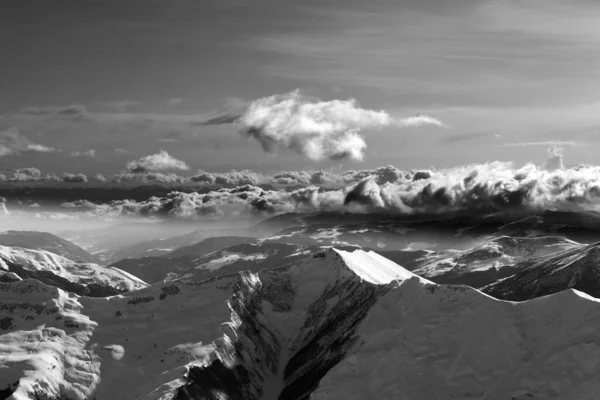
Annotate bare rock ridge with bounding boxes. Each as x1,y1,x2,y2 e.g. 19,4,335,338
3,248,600,399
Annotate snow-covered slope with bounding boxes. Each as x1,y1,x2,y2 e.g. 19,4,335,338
3,248,600,400
413,235,582,287
0,230,102,264
0,245,147,297
313,284,600,400
483,241,600,301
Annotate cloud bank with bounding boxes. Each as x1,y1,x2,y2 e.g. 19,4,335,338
0,168,89,184
196,89,443,161
42,149,600,220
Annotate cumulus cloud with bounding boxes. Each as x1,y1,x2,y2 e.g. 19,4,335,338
0,128,57,156
17,153,600,221
125,150,189,173
0,168,88,184
62,173,88,183
0,168,60,183
71,149,96,157
194,90,442,161
544,146,564,171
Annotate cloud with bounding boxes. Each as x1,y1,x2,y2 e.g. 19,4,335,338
104,100,141,112
62,173,88,183
502,141,579,147
114,148,130,155
167,98,184,108
0,168,88,184
125,150,190,173
14,148,600,221
0,168,60,183
112,172,188,184
396,114,446,128
235,90,390,161
544,146,564,171
194,90,442,161
342,165,412,185
71,149,96,157
21,104,89,121
189,170,264,186
0,128,57,156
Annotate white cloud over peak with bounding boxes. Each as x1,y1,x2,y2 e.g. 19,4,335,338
125,150,190,173
194,90,443,162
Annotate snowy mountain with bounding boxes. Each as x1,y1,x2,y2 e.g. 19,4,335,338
0,230,101,264
111,242,358,284
483,241,600,301
413,235,582,287
3,248,600,399
0,245,147,297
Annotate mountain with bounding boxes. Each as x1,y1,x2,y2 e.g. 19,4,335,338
0,245,147,297
166,236,256,258
111,241,359,284
0,230,101,264
412,235,582,287
483,241,600,301
3,248,600,399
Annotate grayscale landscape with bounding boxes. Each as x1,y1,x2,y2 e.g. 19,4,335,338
2,1,600,399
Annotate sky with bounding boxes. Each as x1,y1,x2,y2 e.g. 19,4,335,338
1,0,600,179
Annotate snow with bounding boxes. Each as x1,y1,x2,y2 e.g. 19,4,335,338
4,246,600,400
334,248,431,285
194,252,268,271
312,282,600,400
0,245,148,295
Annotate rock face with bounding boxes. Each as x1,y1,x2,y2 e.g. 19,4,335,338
0,245,147,297
0,231,101,264
483,241,600,301
3,248,600,400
